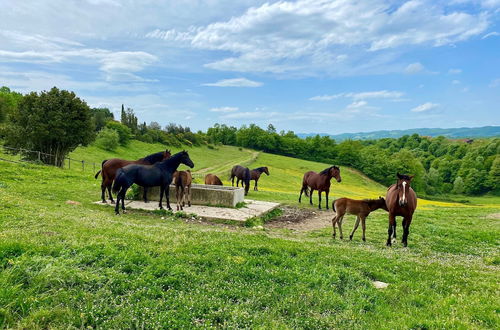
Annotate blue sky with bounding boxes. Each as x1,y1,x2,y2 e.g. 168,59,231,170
1,0,499,134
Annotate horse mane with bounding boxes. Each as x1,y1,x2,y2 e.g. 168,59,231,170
319,166,338,175
252,167,266,173
141,151,166,164
398,174,412,180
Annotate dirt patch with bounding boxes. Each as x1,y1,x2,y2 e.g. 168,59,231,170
265,206,334,231
486,213,500,219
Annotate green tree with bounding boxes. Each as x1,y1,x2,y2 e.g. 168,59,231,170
452,176,465,194
106,121,131,146
95,128,119,151
0,86,22,124
463,169,489,195
488,156,500,193
91,107,114,131
5,87,94,166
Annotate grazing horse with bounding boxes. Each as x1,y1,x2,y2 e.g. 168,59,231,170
385,173,417,247
112,151,194,214
205,174,223,185
299,166,341,210
173,170,192,211
95,150,171,203
230,165,251,195
331,197,388,241
250,167,270,191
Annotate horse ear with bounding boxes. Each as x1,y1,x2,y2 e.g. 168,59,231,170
409,175,414,180
397,172,402,179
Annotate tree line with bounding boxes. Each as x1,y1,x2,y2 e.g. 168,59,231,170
1,86,498,196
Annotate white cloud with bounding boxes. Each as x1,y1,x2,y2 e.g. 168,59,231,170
310,90,404,101
452,80,461,85
210,106,239,112
411,102,440,112
482,31,500,39
448,68,462,74
404,62,425,74
148,0,489,74
203,78,262,87
489,78,500,87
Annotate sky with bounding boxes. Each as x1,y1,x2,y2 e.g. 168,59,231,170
1,0,499,134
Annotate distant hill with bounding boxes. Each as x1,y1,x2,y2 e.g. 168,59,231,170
297,126,500,141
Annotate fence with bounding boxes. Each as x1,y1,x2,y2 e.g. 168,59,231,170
1,146,100,173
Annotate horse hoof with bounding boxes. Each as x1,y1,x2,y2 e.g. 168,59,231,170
101,200,107,204
386,242,392,247
362,238,366,242
349,236,353,240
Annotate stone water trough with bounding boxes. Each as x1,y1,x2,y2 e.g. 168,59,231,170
140,184,245,208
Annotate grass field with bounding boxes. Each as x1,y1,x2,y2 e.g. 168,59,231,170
0,142,499,328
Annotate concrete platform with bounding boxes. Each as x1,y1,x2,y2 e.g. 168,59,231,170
95,199,280,222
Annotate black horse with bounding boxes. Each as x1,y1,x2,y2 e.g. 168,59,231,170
230,165,251,195
250,167,270,191
112,151,194,214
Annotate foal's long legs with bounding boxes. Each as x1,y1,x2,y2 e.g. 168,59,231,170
387,213,396,246
350,216,361,240
332,215,338,238
361,216,367,241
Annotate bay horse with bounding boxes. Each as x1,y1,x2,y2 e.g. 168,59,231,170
205,174,223,185
95,149,171,203
173,170,192,211
112,151,194,214
385,173,417,247
250,167,270,191
230,165,251,195
331,197,388,241
299,166,341,210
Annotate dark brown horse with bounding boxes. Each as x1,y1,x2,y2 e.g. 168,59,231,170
250,167,270,191
205,173,223,185
331,197,388,241
230,165,251,195
299,166,341,210
95,149,171,203
385,173,417,247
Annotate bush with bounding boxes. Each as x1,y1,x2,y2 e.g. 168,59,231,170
106,121,131,146
95,128,119,151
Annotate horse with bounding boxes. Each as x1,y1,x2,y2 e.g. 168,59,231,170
112,151,194,214
250,167,270,191
95,149,171,203
205,174,223,185
385,173,417,247
331,197,388,241
173,170,192,211
229,165,251,195
298,166,341,210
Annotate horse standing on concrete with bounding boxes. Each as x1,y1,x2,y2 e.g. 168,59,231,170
331,197,388,241
299,166,341,210
250,167,270,191
174,170,192,211
112,151,194,214
95,150,171,203
205,174,223,185
229,165,251,195
385,173,417,247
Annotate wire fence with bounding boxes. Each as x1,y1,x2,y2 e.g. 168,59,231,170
1,146,100,173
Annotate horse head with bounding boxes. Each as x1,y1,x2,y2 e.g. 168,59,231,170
330,166,342,183
396,173,414,207
163,149,172,160
378,196,389,211
263,167,270,176
181,150,195,168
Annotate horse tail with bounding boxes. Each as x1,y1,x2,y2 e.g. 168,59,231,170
94,159,108,179
112,169,124,193
303,186,310,197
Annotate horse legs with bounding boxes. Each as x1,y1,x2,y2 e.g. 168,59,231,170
107,185,114,203
254,179,258,191
100,182,107,203
186,186,191,207
143,187,149,203
332,215,338,238
325,190,330,210
159,186,164,210
337,216,344,239
361,216,367,242
165,185,172,211
402,216,412,247
231,176,234,187
176,186,183,211
350,216,361,240
318,190,322,210
387,213,396,246
115,187,127,214
309,189,314,205
298,185,306,203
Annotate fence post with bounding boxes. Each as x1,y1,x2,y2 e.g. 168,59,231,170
38,151,41,162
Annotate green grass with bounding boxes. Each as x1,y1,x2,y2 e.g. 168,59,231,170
0,142,499,328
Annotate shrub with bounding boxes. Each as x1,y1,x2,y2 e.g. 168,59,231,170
106,121,131,146
95,128,119,151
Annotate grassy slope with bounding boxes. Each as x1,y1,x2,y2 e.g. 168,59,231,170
0,142,499,328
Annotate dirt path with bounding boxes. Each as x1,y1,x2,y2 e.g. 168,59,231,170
266,206,335,231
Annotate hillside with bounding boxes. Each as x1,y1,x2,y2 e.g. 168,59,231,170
0,142,499,328
298,125,500,140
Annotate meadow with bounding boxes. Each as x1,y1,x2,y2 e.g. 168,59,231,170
0,142,499,328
